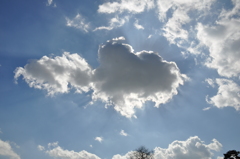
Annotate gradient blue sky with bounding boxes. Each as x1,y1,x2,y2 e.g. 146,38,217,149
0,0,240,159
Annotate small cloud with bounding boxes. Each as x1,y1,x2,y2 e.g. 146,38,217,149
205,78,215,88
46,0,53,6
134,20,144,30
112,36,125,41
119,130,128,136
203,107,211,111
94,16,129,31
95,137,103,143
90,145,93,148
38,145,45,151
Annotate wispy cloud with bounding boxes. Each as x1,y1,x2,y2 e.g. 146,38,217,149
66,14,90,32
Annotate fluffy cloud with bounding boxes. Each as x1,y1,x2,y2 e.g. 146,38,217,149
154,136,222,159
14,52,92,96
0,139,20,159
92,40,186,118
38,142,100,159
95,137,103,143
98,0,154,14
157,0,216,49
119,130,128,136
66,14,90,32
206,78,240,111
15,38,186,118
113,136,222,159
197,14,240,77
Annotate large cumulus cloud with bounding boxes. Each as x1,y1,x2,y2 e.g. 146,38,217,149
15,38,186,118
92,40,186,118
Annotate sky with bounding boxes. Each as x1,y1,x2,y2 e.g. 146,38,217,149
0,0,240,158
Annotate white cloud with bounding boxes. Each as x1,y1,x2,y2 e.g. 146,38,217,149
66,14,90,32
98,0,154,14
134,20,144,30
119,130,128,136
95,137,103,143
14,52,92,96
15,38,186,118
156,0,216,49
206,78,240,111
154,136,222,159
205,78,215,88
0,139,20,159
113,136,222,159
197,18,240,78
46,0,53,6
112,151,133,159
38,142,100,159
38,145,45,151
203,107,211,111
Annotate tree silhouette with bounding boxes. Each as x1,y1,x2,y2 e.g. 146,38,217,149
130,146,154,159
224,150,240,159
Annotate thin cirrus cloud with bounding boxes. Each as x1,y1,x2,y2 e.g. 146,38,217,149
112,136,222,159
14,37,186,118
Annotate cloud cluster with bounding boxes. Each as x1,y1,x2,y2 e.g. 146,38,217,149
38,142,100,159
0,139,20,159
15,39,186,118
113,136,222,159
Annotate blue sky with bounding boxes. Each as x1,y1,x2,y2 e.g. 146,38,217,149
0,0,240,158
